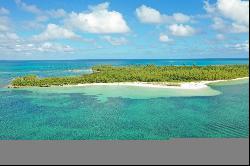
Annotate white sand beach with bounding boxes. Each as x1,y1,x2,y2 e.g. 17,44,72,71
58,77,249,90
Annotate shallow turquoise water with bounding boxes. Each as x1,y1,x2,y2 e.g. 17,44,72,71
0,79,248,140
0,59,249,140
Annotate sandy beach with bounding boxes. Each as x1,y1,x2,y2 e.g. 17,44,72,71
58,77,249,90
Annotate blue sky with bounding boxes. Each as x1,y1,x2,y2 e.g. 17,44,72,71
0,0,249,60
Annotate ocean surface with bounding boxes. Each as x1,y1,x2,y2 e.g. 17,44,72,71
0,59,249,140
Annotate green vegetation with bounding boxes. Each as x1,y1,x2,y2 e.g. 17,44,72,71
11,65,249,87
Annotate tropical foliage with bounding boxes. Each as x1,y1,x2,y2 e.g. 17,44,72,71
11,65,249,87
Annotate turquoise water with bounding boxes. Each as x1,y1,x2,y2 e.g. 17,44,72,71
0,59,249,140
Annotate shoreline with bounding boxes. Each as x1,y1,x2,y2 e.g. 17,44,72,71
61,77,249,90
9,77,249,90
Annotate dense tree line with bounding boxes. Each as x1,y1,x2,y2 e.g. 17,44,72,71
11,64,249,87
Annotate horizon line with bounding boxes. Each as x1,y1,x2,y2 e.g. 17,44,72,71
0,58,249,61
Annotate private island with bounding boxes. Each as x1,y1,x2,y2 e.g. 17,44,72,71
9,64,249,89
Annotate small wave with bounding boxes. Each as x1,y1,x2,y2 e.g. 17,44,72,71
0,72,13,74
0,71,42,74
67,69,93,73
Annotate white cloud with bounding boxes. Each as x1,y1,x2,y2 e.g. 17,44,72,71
231,23,249,33
0,16,11,32
33,24,80,41
216,34,226,40
135,5,191,24
0,15,19,50
65,2,130,34
0,32,19,46
15,0,41,15
0,6,75,56
169,24,196,37
204,0,249,33
102,36,128,46
217,0,249,26
159,34,172,42
0,33,75,54
231,41,249,52
136,5,163,24
15,0,68,32
5,32,19,40
225,41,249,53
173,13,191,23
37,42,74,53
14,42,75,53
47,9,67,19
15,0,67,24
36,15,49,22
204,1,216,13
88,2,110,11
211,17,227,31
211,16,249,34
23,21,46,30
0,7,9,15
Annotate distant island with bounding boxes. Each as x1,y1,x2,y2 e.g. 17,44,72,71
10,65,249,89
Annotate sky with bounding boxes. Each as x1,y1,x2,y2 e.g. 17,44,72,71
0,0,249,60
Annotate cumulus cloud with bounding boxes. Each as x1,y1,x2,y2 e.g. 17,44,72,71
102,36,128,46
33,24,80,41
217,0,249,26
0,23,74,55
159,34,172,42
136,5,195,38
169,24,196,37
135,5,163,24
0,7,9,15
65,2,130,34
135,5,191,24
204,0,249,33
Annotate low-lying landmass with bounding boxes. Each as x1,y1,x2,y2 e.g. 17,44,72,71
10,65,249,89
